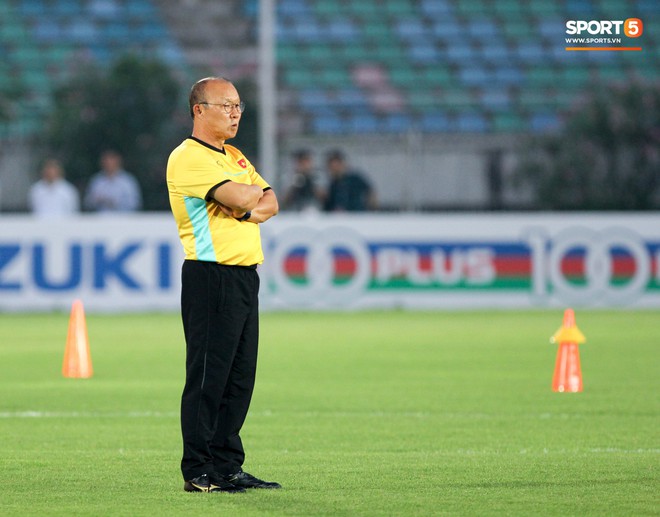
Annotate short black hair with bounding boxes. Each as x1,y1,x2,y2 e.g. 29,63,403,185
292,149,311,160
188,76,232,119
325,149,345,162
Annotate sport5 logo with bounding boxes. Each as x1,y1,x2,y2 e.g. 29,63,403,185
526,227,652,305
565,18,643,37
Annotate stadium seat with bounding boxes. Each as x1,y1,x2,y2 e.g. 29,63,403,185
407,88,438,113
408,42,440,64
481,44,512,65
419,0,453,19
493,113,525,132
458,67,492,87
312,113,343,134
481,90,512,112
323,19,356,42
466,20,499,41
349,112,381,133
420,111,451,132
395,19,430,42
278,0,311,17
382,113,413,133
529,112,561,132
456,112,489,132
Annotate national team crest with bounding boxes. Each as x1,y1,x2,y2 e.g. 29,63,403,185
238,159,247,168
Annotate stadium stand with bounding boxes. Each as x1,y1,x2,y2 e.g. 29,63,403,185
1,0,659,140
258,0,659,136
1,0,185,138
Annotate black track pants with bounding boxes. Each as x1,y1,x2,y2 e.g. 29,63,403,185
179,259,260,480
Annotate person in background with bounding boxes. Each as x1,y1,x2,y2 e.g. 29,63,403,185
283,149,324,212
323,149,376,212
84,150,142,212
28,158,80,218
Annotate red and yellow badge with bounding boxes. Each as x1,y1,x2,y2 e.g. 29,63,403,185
237,159,247,168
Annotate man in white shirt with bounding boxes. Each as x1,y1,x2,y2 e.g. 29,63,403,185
28,158,80,218
84,150,142,212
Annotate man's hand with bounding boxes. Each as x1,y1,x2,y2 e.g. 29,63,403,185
218,204,247,219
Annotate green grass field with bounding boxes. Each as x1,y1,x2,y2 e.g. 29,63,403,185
0,310,658,516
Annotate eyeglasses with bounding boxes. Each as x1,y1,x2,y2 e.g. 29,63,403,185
199,101,245,114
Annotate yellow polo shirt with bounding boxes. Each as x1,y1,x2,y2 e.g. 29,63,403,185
167,137,271,265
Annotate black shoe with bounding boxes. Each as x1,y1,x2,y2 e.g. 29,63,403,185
224,470,282,489
183,473,246,493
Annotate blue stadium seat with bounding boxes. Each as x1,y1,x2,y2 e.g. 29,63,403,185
481,90,512,111
312,113,343,134
69,18,98,44
157,43,186,66
481,44,512,65
298,89,331,110
530,112,561,132
349,112,381,133
493,67,523,85
456,112,489,132
333,88,368,109
466,20,499,41
137,22,168,42
278,0,312,17
243,0,258,17
382,113,413,133
53,0,82,17
326,19,359,42
420,112,451,132
395,19,429,42
291,17,326,43
538,19,566,41
102,22,131,43
515,43,548,63
565,0,595,15
18,0,47,17
430,20,464,42
458,67,491,87
88,0,123,20
408,42,440,64
419,0,453,19
446,43,479,64
33,20,61,42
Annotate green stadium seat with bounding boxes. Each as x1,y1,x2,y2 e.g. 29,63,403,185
362,22,392,42
384,0,415,16
313,0,342,16
561,67,592,86
493,0,524,16
304,44,335,63
421,68,453,87
493,113,525,132
407,88,439,113
284,68,318,88
519,89,557,110
317,68,348,88
525,66,559,86
502,21,536,41
389,67,422,88
454,0,491,16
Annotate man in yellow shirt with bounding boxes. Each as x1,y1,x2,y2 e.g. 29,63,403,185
167,77,280,493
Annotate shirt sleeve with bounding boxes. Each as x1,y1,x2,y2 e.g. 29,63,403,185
171,148,236,199
242,155,271,191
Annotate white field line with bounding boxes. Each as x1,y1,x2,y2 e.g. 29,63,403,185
0,410,178,418
0,410,654,421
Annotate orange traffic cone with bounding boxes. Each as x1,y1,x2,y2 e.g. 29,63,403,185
62,299,93,378
550,308,585,392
